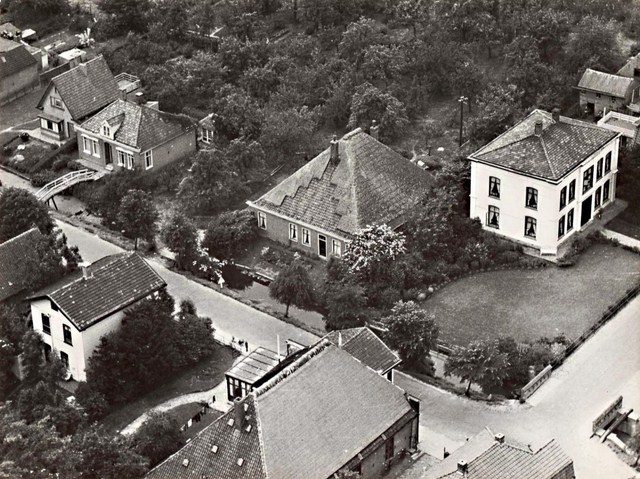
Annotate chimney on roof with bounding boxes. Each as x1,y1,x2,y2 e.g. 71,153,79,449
534,120,543,137
330,135,339,163
233,398,245,430
494,433,505,444
457,460,468,473
119,88,127,101
78,62,87,76
552,108,560,123
370,119,379,141
338,332,342,347
79,262,91,280
135,91,144,105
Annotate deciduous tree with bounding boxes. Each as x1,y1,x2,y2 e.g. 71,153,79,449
161,212,199,270
348,83,409,142
269,260,315,317
445,339,509,396
202,210,259,260
0,188,54,242
118,189,159,250
343,224,406,281
132,413,184,468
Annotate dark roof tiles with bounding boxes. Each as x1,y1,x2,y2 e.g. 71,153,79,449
578,68,637,98
29,252,165,331
0,228,43,302
0,37,37,77
471,110,617,180
253,129,434,238
324,327,400,374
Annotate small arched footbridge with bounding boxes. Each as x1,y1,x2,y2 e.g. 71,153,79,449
36,169,99,203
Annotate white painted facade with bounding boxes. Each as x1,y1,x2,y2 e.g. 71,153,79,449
470,136,620,255
30,298,125,381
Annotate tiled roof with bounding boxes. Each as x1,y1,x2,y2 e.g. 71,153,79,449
147,342,416,479
81,99,194,151
617,53,640,78
225,347,281,385
0,228,43,302
423,429,574,479
252,128,434,238
470,109,618,180
0,37,37,77
577,68,637,98
28,252,166,331
199,113,215,130
0,22,21,35
324,327,400,374
37,55,120,120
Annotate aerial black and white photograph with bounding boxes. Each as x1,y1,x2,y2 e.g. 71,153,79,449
0,0,639,477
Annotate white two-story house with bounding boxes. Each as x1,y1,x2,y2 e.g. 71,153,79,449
469,109,621,256
27,252,166,381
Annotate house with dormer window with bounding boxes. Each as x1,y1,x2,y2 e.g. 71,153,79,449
74,99,197,173
469,109,621,256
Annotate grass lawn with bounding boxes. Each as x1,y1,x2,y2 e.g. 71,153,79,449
101,345,237,434
421,244,640,346
607,217,640,241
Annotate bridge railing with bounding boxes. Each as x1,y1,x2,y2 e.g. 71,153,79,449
36,169,96,202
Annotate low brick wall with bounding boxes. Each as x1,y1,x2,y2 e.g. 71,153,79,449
520,365,552,400
593,396,623,433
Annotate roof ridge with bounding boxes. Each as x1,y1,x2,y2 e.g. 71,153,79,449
344,138,360,230
538,135,557,178
472,110,539,158
252,395,269,478
0,226,39,246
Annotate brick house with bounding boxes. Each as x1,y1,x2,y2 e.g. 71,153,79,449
577,68,640,118
469,109,621,256
147,341,419,479
420,429,575,479
27,252,166,381
36,55,121,141
247,127,434,259
74,99,197,173
0,37,39,105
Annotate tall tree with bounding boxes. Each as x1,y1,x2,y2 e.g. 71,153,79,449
160,212,199,270
131,413,184,468
445,339,510,396
348,83,409,142
0,188,54,242
269,260,315,317
383,301,439,373
202,210,259,260
343,224,406,282
118,189,158,250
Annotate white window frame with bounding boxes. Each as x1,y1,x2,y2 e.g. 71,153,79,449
289,223,298,242
117,149,125,167
50,97,63,109
144,150,153,170
301,228,311,246
102,125,111,137
91,138,100,158
318,234,327,258
202,128,213,144
258,212,267,230
126,152,134,170
82,136,91,154
332,239,341,256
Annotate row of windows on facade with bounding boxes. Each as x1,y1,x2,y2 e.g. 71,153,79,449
487,179,610,238
41,313,73,345
488,152,612,209
81,135,154,170
257,212,342,257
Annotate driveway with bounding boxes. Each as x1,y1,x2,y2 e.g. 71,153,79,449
395,293,640,479
55,219,319,353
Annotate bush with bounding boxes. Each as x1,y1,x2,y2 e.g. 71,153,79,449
30,171,57,187
202,210,259,260
20,132,30,142
52,158,67,172
67,160,83,171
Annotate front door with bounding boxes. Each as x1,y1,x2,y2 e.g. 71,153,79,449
318,234,327,258
581,196,592,227
104,143,113,165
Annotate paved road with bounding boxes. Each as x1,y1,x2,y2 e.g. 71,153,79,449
56,220,319,353
396,293,640,479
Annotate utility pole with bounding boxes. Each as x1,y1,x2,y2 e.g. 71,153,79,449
458,96,468,147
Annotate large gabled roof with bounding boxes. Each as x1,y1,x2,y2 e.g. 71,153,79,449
577,68,637,98
324,326,400,374
0,228,43,302
0,37,37,77
423,429,574,479
469,109,618,180
80,99,194,151
147,342,416,479
251,128,434,238
28,252,166,331
36,55,120,120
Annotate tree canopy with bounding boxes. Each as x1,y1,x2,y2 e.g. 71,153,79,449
269,260,315,317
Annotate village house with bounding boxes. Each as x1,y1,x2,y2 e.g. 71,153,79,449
36,55,122,141
225,326,400,401
418,428,575,479
74,98,197,173
0,36,39,105
27,252,166,381
247,126,434,260
0,227,44,304
617,52,640,115
597,111,640,150
577,68,640,118
469,109,621,256
147,340,419,479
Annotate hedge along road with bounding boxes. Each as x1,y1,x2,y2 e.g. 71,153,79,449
55,219,319,354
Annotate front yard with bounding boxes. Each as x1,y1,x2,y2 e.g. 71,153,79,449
421,243,640,346
100,345,237,434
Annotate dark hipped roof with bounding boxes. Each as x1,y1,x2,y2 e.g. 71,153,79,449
577,68,637,98
37,55,120,120
251,128,434,239
470,109,617,180
80,99,194,151
0,228,43,302
147,342,416,479
324,326,400,374
423,429,573,479
28,252,165,331
0,37,37,78
225,347,281,385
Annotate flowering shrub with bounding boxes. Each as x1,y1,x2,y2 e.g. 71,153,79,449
343,224,406,275
190,244,222,282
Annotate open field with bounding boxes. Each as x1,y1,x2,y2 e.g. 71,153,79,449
421,244,640,346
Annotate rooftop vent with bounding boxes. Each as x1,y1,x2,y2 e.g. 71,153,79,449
245,424,253,433
495,433,505,444
457,460,468,473
227,418,235,427
237,458,244,467
552,108,560,123
182,459,189,468
211,445,219,454
370,119,380,140
330,135,339,163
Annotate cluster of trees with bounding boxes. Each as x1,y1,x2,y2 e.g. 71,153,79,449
616,146,640,227
76,293,217,415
